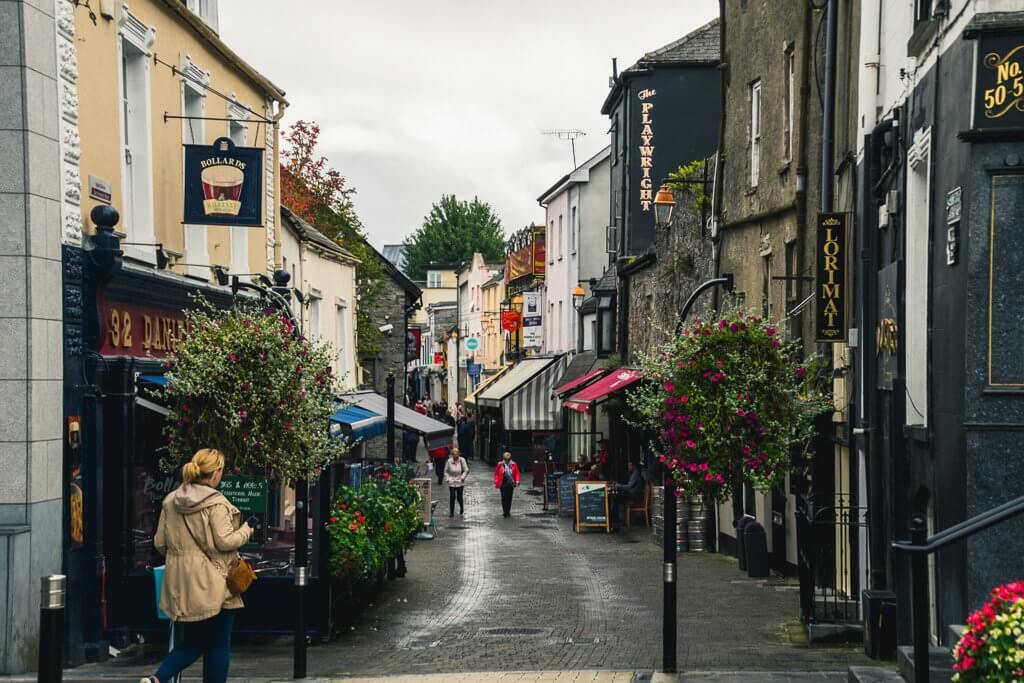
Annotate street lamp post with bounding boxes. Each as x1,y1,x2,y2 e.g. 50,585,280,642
661,273,735,675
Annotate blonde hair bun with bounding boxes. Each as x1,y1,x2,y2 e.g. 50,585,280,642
182,448,225,484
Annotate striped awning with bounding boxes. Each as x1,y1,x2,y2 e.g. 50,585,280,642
464,366,509,406
503,354,571,431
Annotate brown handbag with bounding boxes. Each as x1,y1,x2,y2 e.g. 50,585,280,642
184,516,257,596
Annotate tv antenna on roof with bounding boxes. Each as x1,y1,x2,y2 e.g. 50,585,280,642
542,129,587,168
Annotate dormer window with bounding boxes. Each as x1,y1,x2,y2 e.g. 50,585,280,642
182,0,219,32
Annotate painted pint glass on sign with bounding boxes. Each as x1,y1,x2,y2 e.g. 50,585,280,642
200,164,245,217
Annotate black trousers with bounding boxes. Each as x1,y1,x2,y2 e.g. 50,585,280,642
500,484,515,516
433,458,445,484
449,486,464,515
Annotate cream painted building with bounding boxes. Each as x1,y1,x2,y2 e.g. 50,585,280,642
480,270,506,372
73,0,286,278
279,207,360,389
456,253,500,398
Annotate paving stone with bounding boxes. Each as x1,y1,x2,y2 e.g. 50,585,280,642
50,463,873,681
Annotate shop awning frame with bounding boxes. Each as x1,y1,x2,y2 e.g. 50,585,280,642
476,357,558,408
563,368,644,413
552,368,607,398
342,390,455,450
464,366,510,406
503,354,572,431
330,404,386,442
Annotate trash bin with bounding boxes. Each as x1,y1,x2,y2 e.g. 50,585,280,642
744,521,770,578
736,514,756,570
532,460,546,488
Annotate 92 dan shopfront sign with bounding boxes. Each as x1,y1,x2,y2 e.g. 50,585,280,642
815,213,848,343
974,34,1024,130
99,299,188,357
184,137,263,226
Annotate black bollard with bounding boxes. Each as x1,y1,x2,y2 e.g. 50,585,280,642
39,575,66,683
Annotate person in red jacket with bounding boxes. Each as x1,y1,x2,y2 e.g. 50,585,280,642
492,451,521,518
429,445,449,485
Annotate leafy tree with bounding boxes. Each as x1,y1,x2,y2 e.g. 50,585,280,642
403,195,505,282
281,121,385,356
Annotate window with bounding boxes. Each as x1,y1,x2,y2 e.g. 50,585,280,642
182,81,208,277
750,80,762,187
184,0,219,32
761,253,773,319
571,206,577,253
549,220,555,264
914,0,932,24
336,301,349,382
783,49,795,161
427,271,442,288
558,301,563,350
228,104,249,276
308,292,321,339
558,215,563,258
119,35,155,258
784,240,798,303
597,296,615,356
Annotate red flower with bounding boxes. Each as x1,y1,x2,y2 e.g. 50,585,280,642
348,523,358,531
384,523,392,531
340,503,348,510
328,516,338,523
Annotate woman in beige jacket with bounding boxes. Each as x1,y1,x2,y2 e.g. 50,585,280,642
141,448,253,683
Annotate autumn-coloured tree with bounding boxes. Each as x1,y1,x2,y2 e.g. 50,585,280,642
280,120,385,356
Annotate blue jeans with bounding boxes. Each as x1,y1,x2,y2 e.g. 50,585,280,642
155,609,236,683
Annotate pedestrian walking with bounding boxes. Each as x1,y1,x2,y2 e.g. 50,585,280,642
492,451,521,518
141,448,255,683
445,448,469,516
459,412,476,460
429,445,449,485
402,429,419,463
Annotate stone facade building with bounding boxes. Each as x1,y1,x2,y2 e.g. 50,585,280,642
623,180,715,359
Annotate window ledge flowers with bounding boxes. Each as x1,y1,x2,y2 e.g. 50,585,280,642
952,579,1024,682
628,308,832,502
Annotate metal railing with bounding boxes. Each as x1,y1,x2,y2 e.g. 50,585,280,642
800,493,868,626
892,494,1024,683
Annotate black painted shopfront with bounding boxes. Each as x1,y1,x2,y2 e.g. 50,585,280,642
61,223,340,663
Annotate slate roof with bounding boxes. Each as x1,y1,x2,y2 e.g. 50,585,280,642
592,262,618,293
632,17,720,68
280,206,359,263
382,244,407,272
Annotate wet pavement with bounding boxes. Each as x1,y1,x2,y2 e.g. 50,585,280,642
10,464,878,681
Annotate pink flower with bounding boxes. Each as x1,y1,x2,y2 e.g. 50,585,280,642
705,473,713,481
284,421,294,430
237,410,248,420
719,320,728,329
296,364,304,375
715,474,724,484
730,323,739,333
673,488,683,498
742,445,752,455
228,353,238,362
795,367,807,378
686,440,697,449
771,339,781,349
737,409,746,417
765,326,776,336
680,395,689,403
663,381,675,393
658,454,667,463
699,463,708,471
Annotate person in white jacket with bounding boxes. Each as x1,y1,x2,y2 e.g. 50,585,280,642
444,448,469,516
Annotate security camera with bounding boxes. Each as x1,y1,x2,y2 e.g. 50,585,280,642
378,323,394,334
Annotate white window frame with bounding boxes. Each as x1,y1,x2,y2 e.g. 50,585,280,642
571,206,577,254
308,288,322,340
906,127,931,427
181,55,209,278
117,6,157,264
336,299,350,385
558,214,563,259
185,0,219,32
427,271,442,288
750,80,762,187
227,97,250,276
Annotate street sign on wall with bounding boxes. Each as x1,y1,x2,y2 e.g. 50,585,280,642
522,292,542,349
465,337,479,351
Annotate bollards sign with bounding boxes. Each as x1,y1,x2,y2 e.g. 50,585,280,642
184,137,264,226
815,212,847,342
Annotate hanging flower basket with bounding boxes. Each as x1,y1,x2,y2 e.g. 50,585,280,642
952,579,1024,682
159,297,349,483
627,308,832,502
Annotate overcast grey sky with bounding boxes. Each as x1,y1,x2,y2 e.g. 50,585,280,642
220,1,718,249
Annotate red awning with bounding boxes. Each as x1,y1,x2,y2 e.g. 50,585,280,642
552,369,606,398
563,369,644,413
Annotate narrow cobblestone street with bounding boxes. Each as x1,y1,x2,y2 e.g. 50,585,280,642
27,466,876,682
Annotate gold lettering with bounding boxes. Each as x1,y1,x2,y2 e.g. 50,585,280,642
641,200,652,211
109,309,120,347
641,102,654,113
640,178,652,189
823,255,838,271
642,167,652,178
143,315,153,350
641,125,653,137
822,283,841,299
641,135,653,145
639,145,654,157
122,312,133,348
640,157,653,168
640,189,653,200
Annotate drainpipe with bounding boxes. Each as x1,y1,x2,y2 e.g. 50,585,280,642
271,100,288,269
710,0,727,309
821,0,838,213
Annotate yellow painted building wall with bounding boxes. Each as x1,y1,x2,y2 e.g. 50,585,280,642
74,1,280,276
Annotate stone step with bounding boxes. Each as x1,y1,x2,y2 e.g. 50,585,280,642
847,666,904,683
896,645,953,683
946,624,965,648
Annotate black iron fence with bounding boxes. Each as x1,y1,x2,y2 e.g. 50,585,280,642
798,492,869,626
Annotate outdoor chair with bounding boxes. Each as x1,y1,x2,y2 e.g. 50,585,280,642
624,483,652,528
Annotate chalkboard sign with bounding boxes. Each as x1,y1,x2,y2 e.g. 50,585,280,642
558,474,579,514
219,475,268,547
574,481,610,533
544,471,563,510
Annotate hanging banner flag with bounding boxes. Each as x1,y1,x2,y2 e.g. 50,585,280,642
184,137,264,226
406,327,422,362
815,213,847,342
522,291,543,349
501,310,521,333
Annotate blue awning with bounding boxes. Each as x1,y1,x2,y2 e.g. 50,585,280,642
330,404,386,442
138,374,168,386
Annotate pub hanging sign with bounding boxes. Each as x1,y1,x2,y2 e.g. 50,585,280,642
973,34,1024,130
184,137,264,226
815,212,848,343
